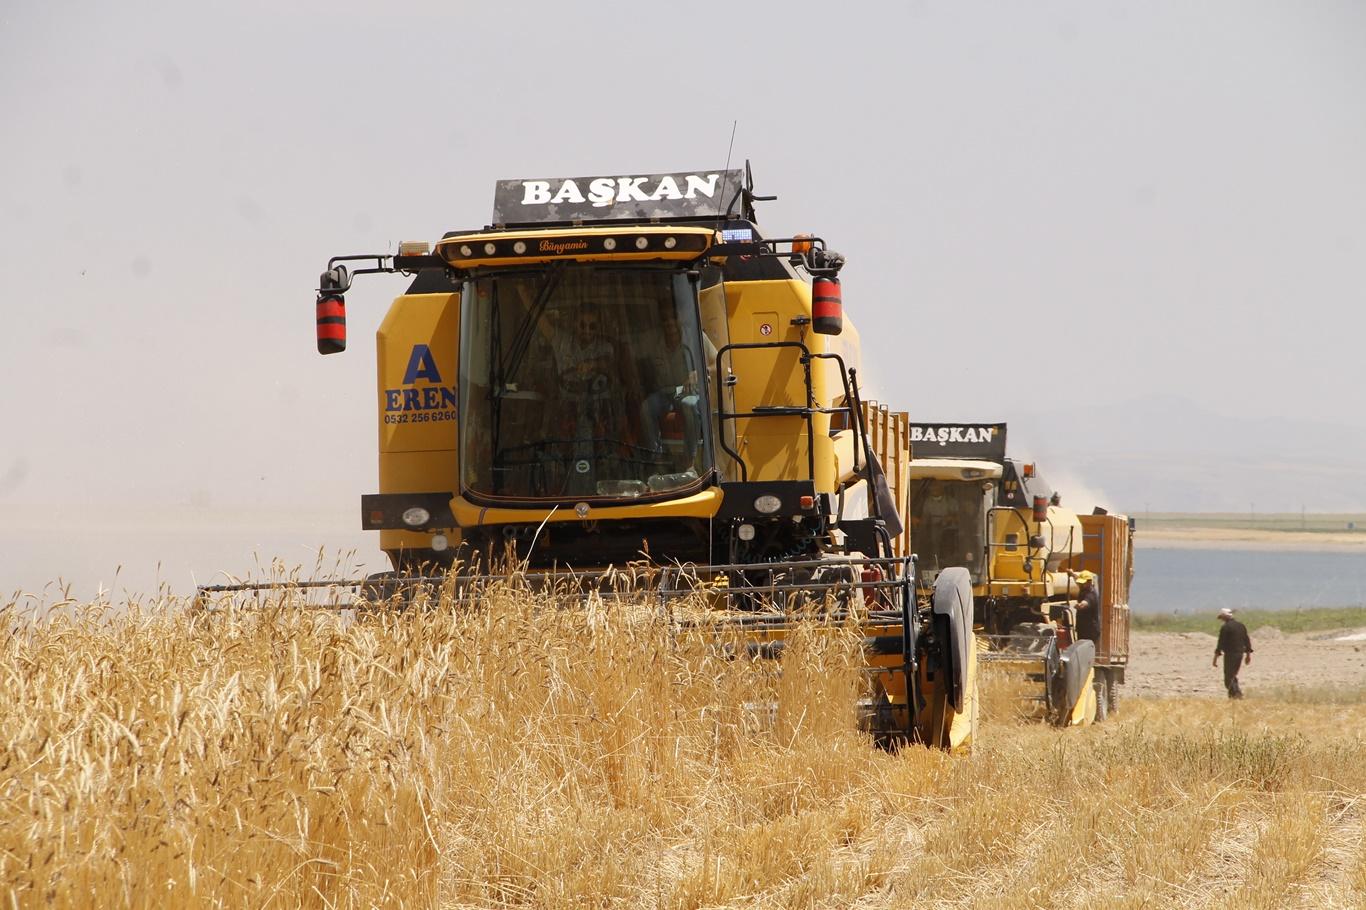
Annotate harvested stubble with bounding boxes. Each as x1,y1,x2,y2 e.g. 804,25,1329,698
3,589,1366,909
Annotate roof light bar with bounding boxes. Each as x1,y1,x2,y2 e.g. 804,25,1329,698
438,231,709,265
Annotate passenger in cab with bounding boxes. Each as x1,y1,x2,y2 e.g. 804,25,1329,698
640,312,701,456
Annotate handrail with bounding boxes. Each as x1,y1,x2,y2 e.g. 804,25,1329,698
714,340,818,483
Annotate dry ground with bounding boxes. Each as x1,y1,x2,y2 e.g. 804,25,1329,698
1129,628,1366,699
3,592,1366,909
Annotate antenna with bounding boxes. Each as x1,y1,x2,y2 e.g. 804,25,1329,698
715,120,738,223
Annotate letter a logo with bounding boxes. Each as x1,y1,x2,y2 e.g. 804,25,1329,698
403,344,442,384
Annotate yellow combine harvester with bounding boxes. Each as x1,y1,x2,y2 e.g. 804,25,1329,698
199,168,977,750
907,423,1133,725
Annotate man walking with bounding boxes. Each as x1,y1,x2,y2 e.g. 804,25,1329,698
1214,607,1253,698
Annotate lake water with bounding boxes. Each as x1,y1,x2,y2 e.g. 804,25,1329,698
6,506,1366,615
1134,548,1366,614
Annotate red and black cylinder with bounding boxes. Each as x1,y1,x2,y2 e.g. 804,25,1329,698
860,564,888,607
811,276,843,335
1032,495,1049,523
316,293,347,355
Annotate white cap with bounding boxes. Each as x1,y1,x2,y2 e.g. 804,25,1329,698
1218,607,1234,619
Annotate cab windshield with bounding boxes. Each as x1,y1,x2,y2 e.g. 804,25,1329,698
459,264,711,500
910,478,987,583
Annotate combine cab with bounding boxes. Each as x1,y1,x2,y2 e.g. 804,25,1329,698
199,168,979,751
907,423,1133,725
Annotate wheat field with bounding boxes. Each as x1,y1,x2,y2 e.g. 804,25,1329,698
3,586,1365,909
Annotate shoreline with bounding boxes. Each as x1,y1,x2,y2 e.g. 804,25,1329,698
1136,527,1366,553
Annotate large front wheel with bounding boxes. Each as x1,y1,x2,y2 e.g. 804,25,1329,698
922,567,978,752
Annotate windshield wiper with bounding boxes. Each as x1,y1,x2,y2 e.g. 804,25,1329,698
502,263,566,387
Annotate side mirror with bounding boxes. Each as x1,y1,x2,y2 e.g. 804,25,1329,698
811,277,843,335
316,266,351,355
316,293,346,354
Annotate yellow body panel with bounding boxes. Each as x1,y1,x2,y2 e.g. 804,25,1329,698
907,635,979,751
989,505,1083,586
377,450,462,553
377,292,460,455
722,280,828,486
450,486,723,527
1068,668,1097,727
866,630,978,750
946,645,980,752
376,292,460,557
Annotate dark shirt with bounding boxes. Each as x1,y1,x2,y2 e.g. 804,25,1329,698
1077,586,1100,641
1216,619,1253,655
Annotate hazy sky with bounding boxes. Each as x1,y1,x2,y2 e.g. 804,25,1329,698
2,1,1364,594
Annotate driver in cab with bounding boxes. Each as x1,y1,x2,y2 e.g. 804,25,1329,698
550,308,640,463
920,480,960,557
555,308,616,392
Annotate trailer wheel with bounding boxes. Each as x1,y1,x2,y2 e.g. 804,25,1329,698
1093,669,1109,723
1106,673,1121,717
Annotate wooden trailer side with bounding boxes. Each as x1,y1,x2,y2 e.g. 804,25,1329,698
862,401,912,559
1077,514,1133,666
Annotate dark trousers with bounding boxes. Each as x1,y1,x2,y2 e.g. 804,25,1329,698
1222,651,1245,698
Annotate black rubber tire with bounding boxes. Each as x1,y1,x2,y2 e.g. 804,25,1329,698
1106,674,1121,717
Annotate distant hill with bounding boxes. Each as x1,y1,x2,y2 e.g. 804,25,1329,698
1000,395,1366,513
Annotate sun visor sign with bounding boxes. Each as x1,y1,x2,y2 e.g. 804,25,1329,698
492,170,745,225
909,423,1007,462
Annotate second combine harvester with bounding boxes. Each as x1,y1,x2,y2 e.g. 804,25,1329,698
204,168,982,749
906,423,1134,725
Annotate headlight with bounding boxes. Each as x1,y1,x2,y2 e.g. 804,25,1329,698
402,506,431,527
754,495,782,514
431,534,449,552
737,523,756,541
